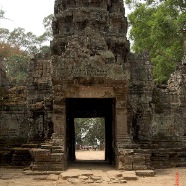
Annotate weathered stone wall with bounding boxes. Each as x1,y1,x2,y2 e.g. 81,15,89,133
27,54,53,142
0,64,29,147
151,64,186,144
0,56,53,166
128,52,186,146
128,53,154,141
0,107,29,146
126,54,186,169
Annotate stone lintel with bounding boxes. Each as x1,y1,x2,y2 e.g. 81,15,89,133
65,86,115,98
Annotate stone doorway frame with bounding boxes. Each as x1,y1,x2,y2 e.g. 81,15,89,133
66,98,116,165
52,80,129,170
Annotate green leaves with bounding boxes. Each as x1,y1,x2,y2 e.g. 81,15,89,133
42,14,53,40
6,54,29,83
125,0,184,83
0,9,5,19
0,8,53,84
75,118,105,146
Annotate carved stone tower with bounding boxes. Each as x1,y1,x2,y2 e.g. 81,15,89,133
49,0,131,170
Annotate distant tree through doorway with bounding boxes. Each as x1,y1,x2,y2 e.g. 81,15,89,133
75,118,105,161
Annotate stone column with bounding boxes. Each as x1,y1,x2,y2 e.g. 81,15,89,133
52,86,66,148
115,84,129,138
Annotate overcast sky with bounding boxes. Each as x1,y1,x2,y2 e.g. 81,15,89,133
0,0,130,37
0,0,54,36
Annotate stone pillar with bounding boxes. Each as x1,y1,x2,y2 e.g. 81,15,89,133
116,103,128,136
115,85,131,142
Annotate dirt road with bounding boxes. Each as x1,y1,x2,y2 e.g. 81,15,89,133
0,150,186,186
76,150,105,160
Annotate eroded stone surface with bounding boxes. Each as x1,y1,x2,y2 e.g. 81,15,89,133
135,170,155,177
122,171,138,180
46,174,59,181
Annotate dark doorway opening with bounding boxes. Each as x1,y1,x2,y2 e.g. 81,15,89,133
66,98,115,165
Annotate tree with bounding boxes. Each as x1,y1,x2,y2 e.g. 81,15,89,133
87,119,105,147
75,118,105,147
0,9,6,20
0,28,9,43
7,27,40,54
0,42,29,83
0,27,39,83
125,0,185,83
6,54,29,83
38,14,53,43
0,9,53,83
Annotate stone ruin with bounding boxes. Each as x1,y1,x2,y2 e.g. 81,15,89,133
0,0,186,171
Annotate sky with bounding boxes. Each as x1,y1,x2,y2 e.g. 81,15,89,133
0,0,130,37
0,0,54,36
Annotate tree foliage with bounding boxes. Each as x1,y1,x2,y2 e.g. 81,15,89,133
0,10,53,83
38,14,53,42
75,118,105,146
125,0,185,83
0,42,29,83
0,9,6,20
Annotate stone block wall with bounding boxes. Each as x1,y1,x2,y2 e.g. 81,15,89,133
151,64,186,144
27,55,53,142
0,107,29,146
0,64,31,165
128,52,186,146
128,53,154,141
127,53,186,169
0,65,29,146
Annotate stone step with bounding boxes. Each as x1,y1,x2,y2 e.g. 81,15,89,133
21,144,40,148
11,148,32,166
40,144,52,149
60,172,80,180
135,170,155,177
176,162,186,167
0,150,12,164
56,170,138,184
122,171,138,180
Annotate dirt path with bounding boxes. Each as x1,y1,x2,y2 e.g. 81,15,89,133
76,150,105,160
0,151,186,186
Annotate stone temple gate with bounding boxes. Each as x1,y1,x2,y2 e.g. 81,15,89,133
0,0,186,171
47,0,131,169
